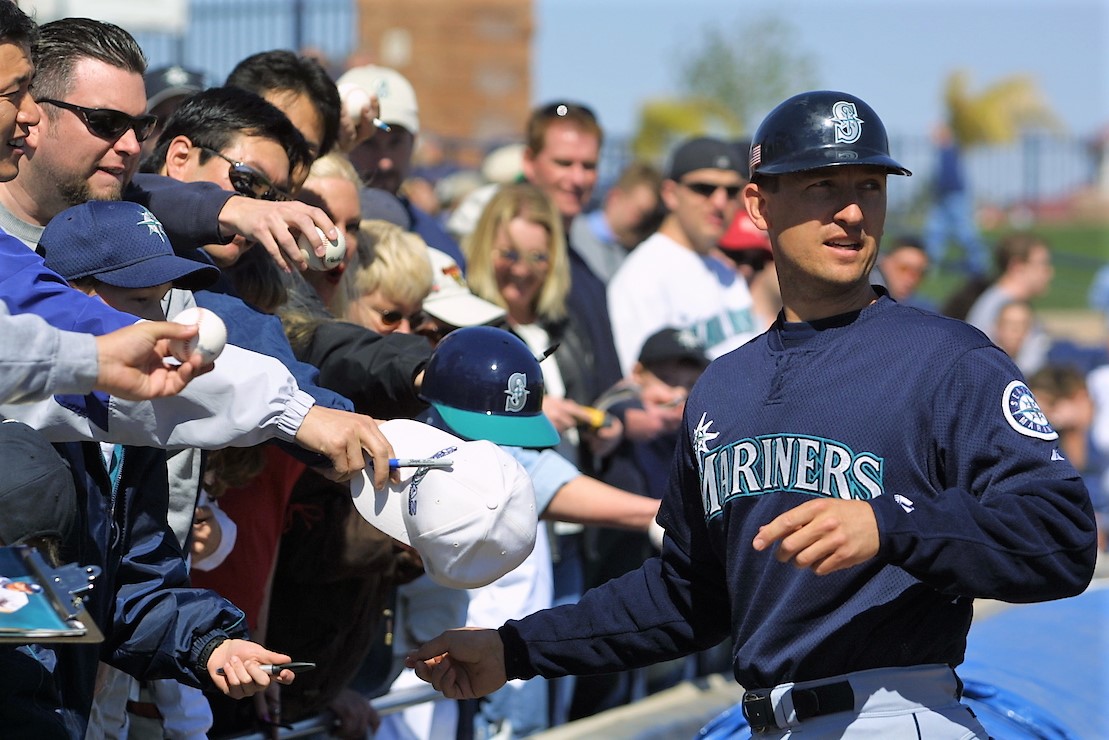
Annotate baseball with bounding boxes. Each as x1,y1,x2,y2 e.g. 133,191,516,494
298,226,346,271
169,307,227,366
339,83,371,125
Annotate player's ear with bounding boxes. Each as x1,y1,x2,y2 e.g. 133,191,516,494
744,181,770,231
163,135,196,179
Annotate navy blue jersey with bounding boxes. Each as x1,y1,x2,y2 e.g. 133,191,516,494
500,295,1096,690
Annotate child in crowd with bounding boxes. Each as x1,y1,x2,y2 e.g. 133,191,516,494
573,327,712,718
28,200,297,739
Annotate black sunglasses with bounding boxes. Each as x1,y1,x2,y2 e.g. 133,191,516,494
538,101,597,122
374,306,427,327
682,181,742,199
198,147,289,202
38,98,158,142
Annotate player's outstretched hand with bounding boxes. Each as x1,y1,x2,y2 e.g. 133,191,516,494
294,406,396,487
217,197,338,273
752,498,879,576
94,321,209,400
206,639,295,700
405,628,508,700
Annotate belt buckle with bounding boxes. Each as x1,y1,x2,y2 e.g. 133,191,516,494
741,689,775,732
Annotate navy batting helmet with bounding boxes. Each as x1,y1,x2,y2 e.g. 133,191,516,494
420,326,560,448
749,91,911,177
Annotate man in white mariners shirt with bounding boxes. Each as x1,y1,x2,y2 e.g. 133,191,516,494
607,135,760,374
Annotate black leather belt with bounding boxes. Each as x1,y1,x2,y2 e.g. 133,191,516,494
742,680,854,732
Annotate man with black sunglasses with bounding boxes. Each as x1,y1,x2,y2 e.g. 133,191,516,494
143,85,310,269
607,136,760,374
0,17,339,274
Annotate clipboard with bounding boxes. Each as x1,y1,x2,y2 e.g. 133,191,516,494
0,545,103,644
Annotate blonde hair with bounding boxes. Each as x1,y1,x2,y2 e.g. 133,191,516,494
345,219,433,306
306,151,360,186
462,182,569,321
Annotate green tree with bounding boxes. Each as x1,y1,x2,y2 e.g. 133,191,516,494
678,15,818,131
632,15,818,161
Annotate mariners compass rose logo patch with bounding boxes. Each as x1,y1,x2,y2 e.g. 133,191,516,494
1002,380,1058,440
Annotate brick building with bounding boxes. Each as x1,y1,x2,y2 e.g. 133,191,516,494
354,0,533,165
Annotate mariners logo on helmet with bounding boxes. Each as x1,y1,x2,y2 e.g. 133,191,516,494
505,373,529,412
1003,381,1058,440
748,90,911,177
831,101,864,144
419,326,560,448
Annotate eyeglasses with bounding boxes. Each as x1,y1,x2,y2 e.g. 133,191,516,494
537,101,597,122
682,181,742,199
198,147,289,202
38,98,158,142
494,248,551,269
374,306,427,328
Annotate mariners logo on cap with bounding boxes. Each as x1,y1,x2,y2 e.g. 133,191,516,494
137,207,167,242
1003,380,1058,440
831,101,864,144
504,373,529,413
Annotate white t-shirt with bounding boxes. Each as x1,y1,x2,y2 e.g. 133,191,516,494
608,231,759,374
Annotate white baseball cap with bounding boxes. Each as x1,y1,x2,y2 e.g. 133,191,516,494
337,64,420,135
349,419,537,589
423,248,507,328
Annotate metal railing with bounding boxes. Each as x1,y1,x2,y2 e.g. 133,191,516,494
224,685,443,739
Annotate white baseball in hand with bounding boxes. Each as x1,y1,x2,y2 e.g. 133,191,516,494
339,83,371,125
298,226,346,271
169,307,227,366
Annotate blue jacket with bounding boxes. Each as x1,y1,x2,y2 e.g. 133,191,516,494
0,441,248,738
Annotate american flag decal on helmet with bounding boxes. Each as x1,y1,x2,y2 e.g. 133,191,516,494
749,144,761,172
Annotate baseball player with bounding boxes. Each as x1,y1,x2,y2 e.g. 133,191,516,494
405,91,1098,737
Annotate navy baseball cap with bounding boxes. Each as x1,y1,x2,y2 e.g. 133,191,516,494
40,201,219,291
638,328,710,371
666,137,744,181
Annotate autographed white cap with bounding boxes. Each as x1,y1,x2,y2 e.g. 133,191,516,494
349,419,537,589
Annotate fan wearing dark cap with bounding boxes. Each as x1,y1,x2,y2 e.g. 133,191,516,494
607,135,761,376
0,420,77,566
42,200,219,320
408,92,1096,739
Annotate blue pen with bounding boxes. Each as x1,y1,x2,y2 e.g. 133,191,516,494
389,458,453,468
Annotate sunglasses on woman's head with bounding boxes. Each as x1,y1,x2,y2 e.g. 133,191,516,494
38,98,158,142
198,147,289,202
538,101,597,122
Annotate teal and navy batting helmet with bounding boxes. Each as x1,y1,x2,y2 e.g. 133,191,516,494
419,326,560,448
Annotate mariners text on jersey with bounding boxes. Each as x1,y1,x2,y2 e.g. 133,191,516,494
700,431,884,518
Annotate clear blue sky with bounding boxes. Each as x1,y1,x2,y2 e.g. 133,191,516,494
534,0,1109,141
